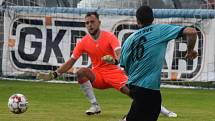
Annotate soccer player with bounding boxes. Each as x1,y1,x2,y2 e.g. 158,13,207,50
38,11,130,115
120,5,197,121
121,32,177,118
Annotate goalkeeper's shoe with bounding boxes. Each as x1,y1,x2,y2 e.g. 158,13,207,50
85,105,101,115
167,112,177,118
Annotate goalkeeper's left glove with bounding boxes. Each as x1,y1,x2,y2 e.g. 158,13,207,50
102,55,118,65
37,71,58,81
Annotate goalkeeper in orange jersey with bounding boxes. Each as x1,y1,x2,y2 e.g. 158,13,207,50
37,11,178,117
38,11,129,115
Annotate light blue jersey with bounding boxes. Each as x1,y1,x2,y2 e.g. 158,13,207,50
120,24,184,90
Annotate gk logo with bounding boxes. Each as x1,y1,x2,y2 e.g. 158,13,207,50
9,18,88,70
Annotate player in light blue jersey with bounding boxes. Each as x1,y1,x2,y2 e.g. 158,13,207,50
120,5,197,121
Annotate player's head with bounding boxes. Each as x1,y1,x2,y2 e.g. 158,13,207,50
85,11,101,36
136,5,154,28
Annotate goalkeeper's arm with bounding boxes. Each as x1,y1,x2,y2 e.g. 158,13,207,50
37,57,77,81
114,48,121,65
101,48,121,65
56,57,77,74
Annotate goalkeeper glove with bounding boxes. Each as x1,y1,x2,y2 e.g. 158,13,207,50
37,71,58,81
102,55,118,65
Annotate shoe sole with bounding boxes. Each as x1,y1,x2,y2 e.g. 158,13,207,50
86,111,101,115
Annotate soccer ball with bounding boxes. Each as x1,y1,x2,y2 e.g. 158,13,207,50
8,93,28,114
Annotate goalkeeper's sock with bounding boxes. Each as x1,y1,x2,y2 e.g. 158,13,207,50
80,80,98,104
160,105,171,115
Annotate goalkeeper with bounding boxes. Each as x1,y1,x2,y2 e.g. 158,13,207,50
38,11,129,115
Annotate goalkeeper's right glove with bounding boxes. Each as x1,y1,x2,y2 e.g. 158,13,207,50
37,71,58,81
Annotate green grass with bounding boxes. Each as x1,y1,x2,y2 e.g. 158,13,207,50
0,80,215,121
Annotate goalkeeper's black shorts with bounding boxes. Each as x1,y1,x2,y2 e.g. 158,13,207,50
126,85,161,121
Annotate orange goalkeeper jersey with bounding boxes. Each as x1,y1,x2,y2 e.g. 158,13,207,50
72,31,120,70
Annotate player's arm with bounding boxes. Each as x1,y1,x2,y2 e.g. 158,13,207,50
182,27,198,60
37,57,77,81
56,56,77,74
114,47,121,62
37,37,84,81
101,33,121,65
102,48,120,65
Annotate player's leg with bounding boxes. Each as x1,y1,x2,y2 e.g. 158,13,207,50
76,67,101,115
126,86,161,121
103,68,129,95
160,105,177,117
120,85,131,97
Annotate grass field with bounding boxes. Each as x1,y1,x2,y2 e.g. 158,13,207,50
0,80,215,121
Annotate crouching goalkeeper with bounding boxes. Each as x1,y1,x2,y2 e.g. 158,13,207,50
37,11,129,115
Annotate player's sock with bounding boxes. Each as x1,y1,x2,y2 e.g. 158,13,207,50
161,105,177,117
80,80,97,104
160,105,171,116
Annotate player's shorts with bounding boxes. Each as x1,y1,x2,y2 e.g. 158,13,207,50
91,68,127,91
126,85,161,121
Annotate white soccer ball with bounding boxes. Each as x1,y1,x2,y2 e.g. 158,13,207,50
8,93,28,114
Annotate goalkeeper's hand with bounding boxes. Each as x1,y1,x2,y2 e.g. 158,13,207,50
37,71,58,81
102,55,118,65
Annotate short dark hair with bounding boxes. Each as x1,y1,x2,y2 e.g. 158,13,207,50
85,11,99,19
136,5,154,24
